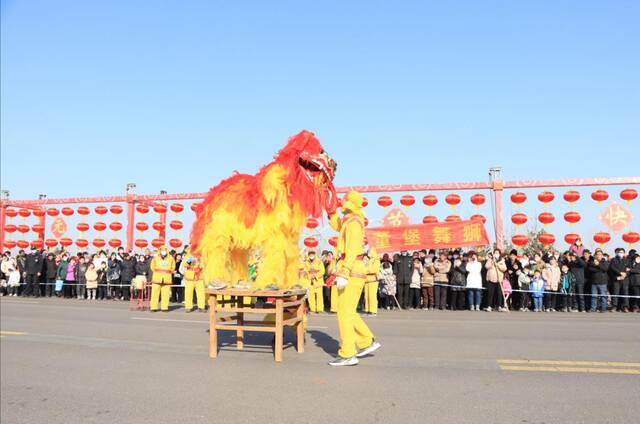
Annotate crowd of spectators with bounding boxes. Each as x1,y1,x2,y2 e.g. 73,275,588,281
2,239,639,314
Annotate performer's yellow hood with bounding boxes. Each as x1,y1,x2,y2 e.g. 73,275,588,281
342,191,365,217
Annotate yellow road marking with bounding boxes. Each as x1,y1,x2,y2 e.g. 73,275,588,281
500,365,640,375
498,359,640,368
0,331,28,338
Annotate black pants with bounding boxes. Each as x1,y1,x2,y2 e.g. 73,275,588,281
434,285,448,309
44,278,55,297
397,284,410,309
97,285,107,300
64,281,76,298
121,281,131,300
449,289,465,310
544,290,557,310
486,282,502,309
409,288,421,309
631,285,640,310
521,290,531,310
23,274,40,297
323,286,331,311
573,282,585,311
612,280,629,310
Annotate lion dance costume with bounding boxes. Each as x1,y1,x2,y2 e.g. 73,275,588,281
329,191,381,366
190,130,338,289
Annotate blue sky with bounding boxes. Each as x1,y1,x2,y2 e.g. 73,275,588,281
1,0,638,248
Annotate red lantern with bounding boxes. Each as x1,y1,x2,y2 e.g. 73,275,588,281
151,238,165,248
470,214,486,224
328,236,338,247
538,191,555,205
18,208,31,218
32,224,45,233
93,222,107,231
169,220,183,230
136,222,149,232
510,192,527,206
170,203,184,213
76,223,90,232
622,232,639,246
445,194,461,208
135,239,149,249
60,238,73,247
152,222,165,232
93,238,106,248
136,204,149,214
362,197,369,208
445,214,461,223
95,205,108,215
538,233,556,246
563,191,580,204
538,212,555,226
190,203,201,213
470,193,486,208
620,188,638,204
169,238,182,249
77,206,90,216
33,208,46,217
400,195,415,207
108,239,122,248
110,205,123,215
364,217,369,227
5,209,17,218
4,224,17,233
423,215,438,224
512,235,529,247
3,240,17,249
511,213,528,226
593,232,611,245
31,239,44,249
47,208,59,217
306,218,319,229
563,211,581,225
153,204,167,214
591,189,609,204
75,239,88,248
422,195,438,208
377,196,393,208
564,233,580,245
17,224,30,233
45,239,58,248
109,222,123,231
303,237,319,248
61,207,74,216
17,240,29,249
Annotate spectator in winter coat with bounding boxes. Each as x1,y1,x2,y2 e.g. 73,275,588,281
378,262,396,310
530,270,546,312
119,253,136,301
107,254,122,300
23,247,44,297
85,263,98,300
449,256,467,311
484,250,507,311
588,250,610,312
628,251,640,312
64,257,78,299
393,251,414,309
569,237,585,258
75,257,88,300
567,252,587,312
542,258,561,312
465,252,483,311
409,258,423,309
44,253,58,297
421,257,436,310
55,256,68,297
433,251,451,310
516,265,533,311
559,263,576,312
609,248,630,312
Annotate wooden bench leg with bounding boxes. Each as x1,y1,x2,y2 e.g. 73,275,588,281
275,298,283,362
209,295,218,358
296,297,305,353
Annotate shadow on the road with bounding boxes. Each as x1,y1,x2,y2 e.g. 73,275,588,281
307,330,339,356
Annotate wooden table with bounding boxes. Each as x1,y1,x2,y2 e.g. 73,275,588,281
206,288,306,362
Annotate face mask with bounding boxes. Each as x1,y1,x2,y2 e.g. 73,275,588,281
161,251,167,257
576,241,582,246
453,255,459,259
617,253,624,258
635,257,640,263
309,255,315,261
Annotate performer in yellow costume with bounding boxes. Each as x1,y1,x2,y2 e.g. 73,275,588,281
364,247,381,315
180,249,206,312
150,246,176,312
303,250,326,313
328,191,381,366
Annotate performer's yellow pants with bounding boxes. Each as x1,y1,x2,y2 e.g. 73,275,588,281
184,279,205,310
337,277,374,358
308,286,324,312
150,283,171,311
364,282,379,314
330,285,339,313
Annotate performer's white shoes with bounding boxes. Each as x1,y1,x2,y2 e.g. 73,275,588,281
356,341,382,358
328,356,359,367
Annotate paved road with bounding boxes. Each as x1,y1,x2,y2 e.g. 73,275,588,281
1,297,638,424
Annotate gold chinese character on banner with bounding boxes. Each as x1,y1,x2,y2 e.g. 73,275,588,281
373,231,392,249
403,229,421,246
463,224,482,243
433,226,451,244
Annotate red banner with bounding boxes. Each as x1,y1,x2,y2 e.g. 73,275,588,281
366,220,490,253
